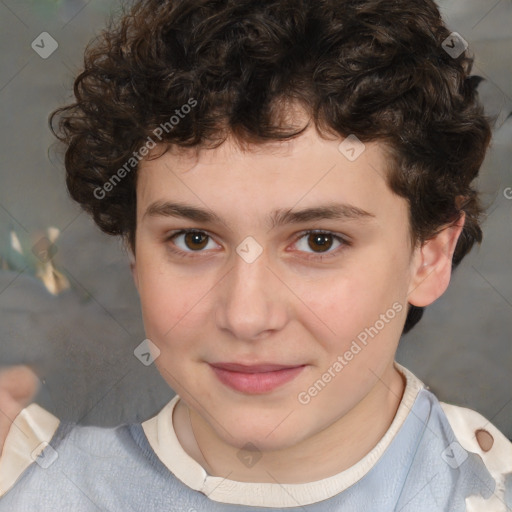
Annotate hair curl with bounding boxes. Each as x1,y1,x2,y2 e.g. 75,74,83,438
50,0,492,335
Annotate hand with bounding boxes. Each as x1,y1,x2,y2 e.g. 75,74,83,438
0,366,40,455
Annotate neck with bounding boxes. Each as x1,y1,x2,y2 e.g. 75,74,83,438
173,364,405,484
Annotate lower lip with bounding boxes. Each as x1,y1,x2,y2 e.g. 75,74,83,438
210,365,306,394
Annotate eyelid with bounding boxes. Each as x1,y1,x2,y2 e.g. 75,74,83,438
163,229,220,258
164,228,350,259
290,229,351,260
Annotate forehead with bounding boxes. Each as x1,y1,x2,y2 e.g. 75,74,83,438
136,127,407,228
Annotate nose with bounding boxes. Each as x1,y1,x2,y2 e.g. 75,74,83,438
214,244,289,341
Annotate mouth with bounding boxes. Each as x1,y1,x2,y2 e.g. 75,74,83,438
208,362,307,394
209,362,304,373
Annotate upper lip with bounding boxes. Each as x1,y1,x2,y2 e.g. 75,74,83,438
209,362,305,373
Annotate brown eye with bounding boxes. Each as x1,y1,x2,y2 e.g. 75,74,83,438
166,230,216,256
307,232,334,253
165,229,349,261
183,231,209,250
293,230,348,260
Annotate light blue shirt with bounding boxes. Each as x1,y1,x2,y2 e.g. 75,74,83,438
0,387,507,511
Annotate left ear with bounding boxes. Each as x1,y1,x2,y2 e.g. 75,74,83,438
408,212,465,307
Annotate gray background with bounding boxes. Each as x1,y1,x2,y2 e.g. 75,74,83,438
0,0,511,438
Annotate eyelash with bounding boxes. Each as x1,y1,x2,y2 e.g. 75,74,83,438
163,229,351,261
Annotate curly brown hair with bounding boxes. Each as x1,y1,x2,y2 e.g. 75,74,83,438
49,0,492,334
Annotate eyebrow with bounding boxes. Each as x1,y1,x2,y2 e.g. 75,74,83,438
143,201,375,230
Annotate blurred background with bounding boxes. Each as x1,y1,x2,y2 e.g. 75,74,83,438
0,0,511,438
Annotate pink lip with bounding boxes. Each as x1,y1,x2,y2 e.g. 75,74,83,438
209,363,306,394
210,362,302,373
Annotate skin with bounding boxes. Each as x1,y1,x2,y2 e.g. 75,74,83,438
0,366,39,456
132,123,464,484
0,119,463,481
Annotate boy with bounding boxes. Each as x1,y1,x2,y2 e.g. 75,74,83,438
0,0,511,510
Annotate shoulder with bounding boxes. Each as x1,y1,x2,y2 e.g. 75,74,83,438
0,403,59,496
0,403,187,510
0,402,146,499
438,400,512,512
395,363,512,511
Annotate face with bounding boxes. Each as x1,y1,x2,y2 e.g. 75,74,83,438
133,126,417,452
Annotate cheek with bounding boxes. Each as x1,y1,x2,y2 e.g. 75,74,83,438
298,249,408,348
136,251,215,351
136,253,186,339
